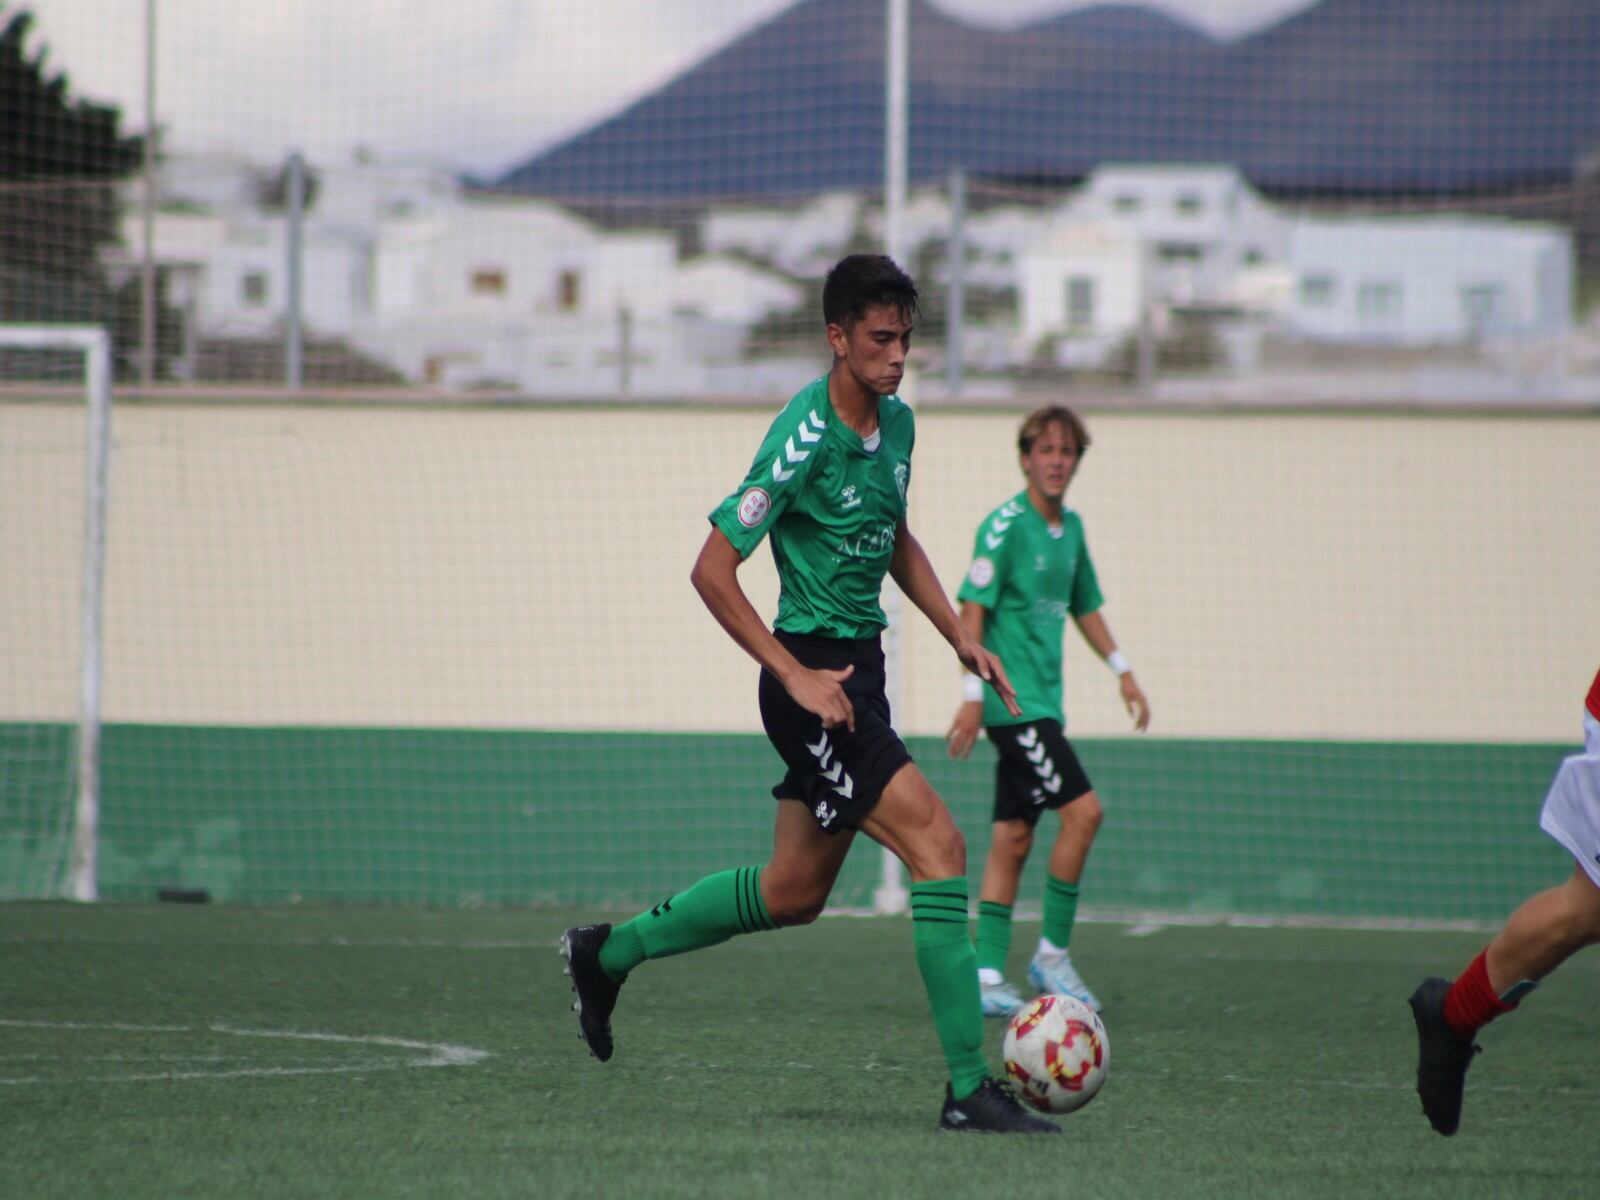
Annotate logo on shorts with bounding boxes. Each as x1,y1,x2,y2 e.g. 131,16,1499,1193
737,487,771,527
968,557,995,588
1016,726,1062,794
805,731,856,812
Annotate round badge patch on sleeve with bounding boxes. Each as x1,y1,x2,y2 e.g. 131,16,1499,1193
967,556,995,587
737,487,771,527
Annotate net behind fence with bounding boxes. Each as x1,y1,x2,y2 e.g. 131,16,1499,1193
3,0,1597,917
3,1,1596,397
2,395,1594,917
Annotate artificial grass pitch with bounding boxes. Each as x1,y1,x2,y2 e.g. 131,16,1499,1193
2,902,1596,1199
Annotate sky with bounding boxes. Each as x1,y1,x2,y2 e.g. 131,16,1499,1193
20,0,1317,177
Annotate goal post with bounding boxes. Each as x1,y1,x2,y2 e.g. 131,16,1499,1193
0,325,113,901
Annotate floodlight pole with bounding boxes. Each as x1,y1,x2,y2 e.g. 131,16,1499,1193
140,0,157,386
286,152,306,390
876,0,912,917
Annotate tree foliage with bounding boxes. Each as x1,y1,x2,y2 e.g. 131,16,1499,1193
0,6,145,368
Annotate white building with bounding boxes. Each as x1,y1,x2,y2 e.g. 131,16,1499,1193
1016,221,1144,365
1061,164,1288,306
1287,215,1574,345
701,192,862,276
1013,164,1575,362
1012,164,1289,361
112,154,810,396
111,207,372,344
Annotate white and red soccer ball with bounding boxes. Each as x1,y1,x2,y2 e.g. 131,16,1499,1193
1002,993,1109,1114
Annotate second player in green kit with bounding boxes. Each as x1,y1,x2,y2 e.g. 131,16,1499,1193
947,405,1150,1017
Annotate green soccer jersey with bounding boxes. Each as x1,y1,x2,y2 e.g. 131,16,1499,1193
956,492,1103,727
710,377,914,640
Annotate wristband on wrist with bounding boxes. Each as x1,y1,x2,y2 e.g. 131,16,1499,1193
1106,650,1131,677
962,674,985,702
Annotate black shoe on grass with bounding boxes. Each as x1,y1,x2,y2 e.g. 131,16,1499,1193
1409,976,1479,1136
561,924,622,1063
937,1078,1061,1134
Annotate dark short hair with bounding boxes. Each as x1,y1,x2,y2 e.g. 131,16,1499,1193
822,254,919,329
1018,405,1090,457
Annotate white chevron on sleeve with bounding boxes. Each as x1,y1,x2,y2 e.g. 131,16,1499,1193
771,411,825,482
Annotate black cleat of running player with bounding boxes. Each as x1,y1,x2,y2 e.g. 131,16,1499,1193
937,1077,1062,1134
1408,976,1480,1136
561,924,622,1063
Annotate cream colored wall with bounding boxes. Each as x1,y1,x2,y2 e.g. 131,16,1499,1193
4,402,1595,741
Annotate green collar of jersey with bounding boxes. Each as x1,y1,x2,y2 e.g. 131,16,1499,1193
1013,489,1070,535
816,375,892,458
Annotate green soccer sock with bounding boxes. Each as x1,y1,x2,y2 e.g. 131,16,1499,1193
597,865,775,982
1040,874,1080,952
910,877,989,1101
976,900,1013,975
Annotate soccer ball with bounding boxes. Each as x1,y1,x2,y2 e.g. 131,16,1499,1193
1002,993,1109,1114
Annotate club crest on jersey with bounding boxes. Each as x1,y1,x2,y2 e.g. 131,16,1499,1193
968,556,995,588
894,462,909,502
737,487,771,527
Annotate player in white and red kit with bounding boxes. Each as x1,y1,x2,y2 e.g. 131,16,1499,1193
1408,665,1600,1136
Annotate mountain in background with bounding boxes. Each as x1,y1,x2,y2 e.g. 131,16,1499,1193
496,0,1600,197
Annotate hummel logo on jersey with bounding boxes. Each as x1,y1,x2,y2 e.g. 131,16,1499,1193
806,732,856,802
772,409,826,483
840,484,860,509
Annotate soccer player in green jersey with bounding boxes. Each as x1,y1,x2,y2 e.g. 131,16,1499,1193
946,404,1150,1018
561,255,1059,1134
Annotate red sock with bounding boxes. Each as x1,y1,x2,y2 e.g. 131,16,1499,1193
1442,949,1516,1039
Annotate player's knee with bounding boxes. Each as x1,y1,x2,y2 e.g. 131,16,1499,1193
764,884,828,927
992,824,1032,867
1568,879,1600,942
1068,791,1103,835
929,819,967,878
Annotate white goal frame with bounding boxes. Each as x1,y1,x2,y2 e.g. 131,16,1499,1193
2,326,112,901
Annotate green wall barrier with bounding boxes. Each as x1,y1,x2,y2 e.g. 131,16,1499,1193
1,724,1575,921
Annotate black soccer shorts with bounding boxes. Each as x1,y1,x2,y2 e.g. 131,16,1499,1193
758,630,914,834
985,718,1093,826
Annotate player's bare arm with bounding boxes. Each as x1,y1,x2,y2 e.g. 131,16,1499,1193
1072,609,1149,731
889,523,1021,718
946,601,989,759
690,528,856,731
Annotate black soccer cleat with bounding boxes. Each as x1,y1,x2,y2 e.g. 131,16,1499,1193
560,924,622,1063
937,1077,1062,1134
1409,976,1480,1136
